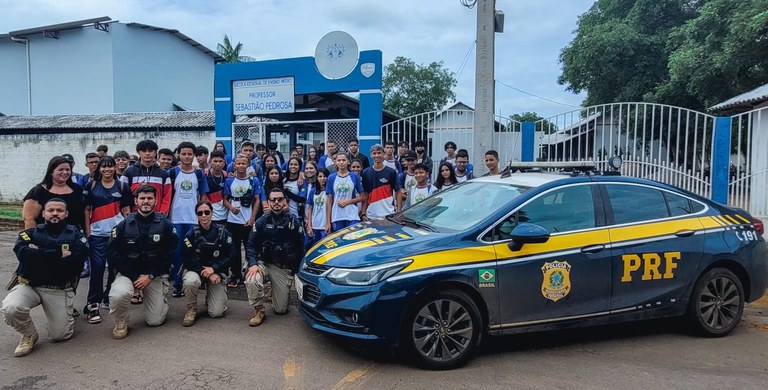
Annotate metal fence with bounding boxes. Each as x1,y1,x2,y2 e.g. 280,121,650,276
381,109,523,176
729,107,768,216
537,103,716,198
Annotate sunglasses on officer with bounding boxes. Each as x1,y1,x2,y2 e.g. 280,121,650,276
269,196,285,202
195,209,212,216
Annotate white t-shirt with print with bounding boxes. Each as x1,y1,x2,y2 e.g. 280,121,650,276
171,170,200,224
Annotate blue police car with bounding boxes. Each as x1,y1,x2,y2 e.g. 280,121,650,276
295,162,768,369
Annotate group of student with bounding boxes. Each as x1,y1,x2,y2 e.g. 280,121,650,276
23,137,502,325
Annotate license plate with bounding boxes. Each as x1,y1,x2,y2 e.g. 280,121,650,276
294,275,304,302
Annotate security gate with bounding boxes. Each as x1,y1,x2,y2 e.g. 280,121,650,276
232,119,358,157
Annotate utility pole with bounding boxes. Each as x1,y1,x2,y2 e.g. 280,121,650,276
464,0,499,175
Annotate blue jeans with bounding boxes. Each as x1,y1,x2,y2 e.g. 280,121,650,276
87,235,110,304
172,223,195,291
331,220,359,232
305,229,326,250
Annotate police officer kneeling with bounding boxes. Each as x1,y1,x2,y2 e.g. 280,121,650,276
244,187,305,326
1,198,87,357
180,201,233,326
108,185,178,339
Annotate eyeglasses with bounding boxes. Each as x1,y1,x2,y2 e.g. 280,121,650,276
456,160,468,164
269,197,285,202
195,210,212,216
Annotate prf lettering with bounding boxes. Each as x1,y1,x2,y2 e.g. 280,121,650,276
621,252,680,282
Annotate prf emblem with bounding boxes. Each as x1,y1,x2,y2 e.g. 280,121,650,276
61,244,70,251
153,234,161,242
541,261,571,302
621,252,680,282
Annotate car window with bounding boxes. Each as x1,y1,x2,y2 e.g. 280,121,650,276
606,184,669,224
665,191,695,217
485,185,597,240
398,181,528,232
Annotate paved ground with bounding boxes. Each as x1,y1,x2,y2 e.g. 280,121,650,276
0,230,767,389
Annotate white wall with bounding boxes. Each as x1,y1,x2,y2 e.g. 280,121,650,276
0,39,29,115
0,130,214,202
112,24,214,112
27,28,115,114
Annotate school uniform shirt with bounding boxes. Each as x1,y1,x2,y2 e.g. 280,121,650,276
170,167,210,224
362,166,399,218
327,172,364,223
307,187,328,231
405,185,437,208
384,160,398,171
223,176,262,225
120,164,172,214
205,170,229,221
399,172,418,195
85,181,132,237
283,177,307,218
456,171,473,183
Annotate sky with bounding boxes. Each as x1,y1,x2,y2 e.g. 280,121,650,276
0,0,594,118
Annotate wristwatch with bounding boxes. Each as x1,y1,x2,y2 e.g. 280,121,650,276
148,273,156,280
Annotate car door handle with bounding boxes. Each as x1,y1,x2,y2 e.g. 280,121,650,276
675,230,695,238
580,244,605,254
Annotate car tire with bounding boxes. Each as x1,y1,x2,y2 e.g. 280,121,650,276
686,268,744,337
402,289,482,370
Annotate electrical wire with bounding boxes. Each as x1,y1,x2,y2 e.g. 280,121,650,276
495,79,581,108
456,40,475,81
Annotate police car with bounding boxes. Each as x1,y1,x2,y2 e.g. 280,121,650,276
295,161,768,369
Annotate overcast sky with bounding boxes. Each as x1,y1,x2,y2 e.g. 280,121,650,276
1,0,594,118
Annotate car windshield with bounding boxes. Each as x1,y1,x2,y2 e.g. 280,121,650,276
393,181,529,232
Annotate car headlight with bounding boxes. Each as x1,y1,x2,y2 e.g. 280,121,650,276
325,260,412,286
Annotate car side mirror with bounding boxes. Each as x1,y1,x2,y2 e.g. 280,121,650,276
507,223,550,251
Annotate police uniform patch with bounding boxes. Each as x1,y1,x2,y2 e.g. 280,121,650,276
80,237,87,243
184,238,192,248
541,261,572,302
153,234,161,242
20,232,31,241
61,244,70,251
213,250,220,257
111,228,117,238
227,236,232,244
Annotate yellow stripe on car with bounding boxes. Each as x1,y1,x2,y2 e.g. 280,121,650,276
312,240,377,265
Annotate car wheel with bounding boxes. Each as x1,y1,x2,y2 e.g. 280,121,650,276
687,268,744,337
403,289,482,370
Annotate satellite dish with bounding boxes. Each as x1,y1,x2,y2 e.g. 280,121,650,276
314,31,359,80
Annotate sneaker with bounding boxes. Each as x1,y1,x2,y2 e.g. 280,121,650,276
14,331,39,357
112,320,128,339
227,279,239,289
101,301,111,310
172,289,184,298
249,307,266,327
72,308,80,318
86,303,101,324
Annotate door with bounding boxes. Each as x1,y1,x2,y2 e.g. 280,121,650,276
603,183,706,311
488,183,612,326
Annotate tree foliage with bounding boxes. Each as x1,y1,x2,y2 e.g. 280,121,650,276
382,57,457,117
216,35,255,63
510,112,559,133
558,0,768,111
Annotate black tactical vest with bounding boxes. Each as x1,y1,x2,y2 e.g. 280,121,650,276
123,213,168,262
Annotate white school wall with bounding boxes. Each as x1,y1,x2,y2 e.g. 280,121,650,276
0,130,214,202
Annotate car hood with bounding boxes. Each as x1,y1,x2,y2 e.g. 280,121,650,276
304,219,456,268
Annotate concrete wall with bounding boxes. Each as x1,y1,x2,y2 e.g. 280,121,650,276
0,130,215,202
0,39,32,115
112,24,214,112
27,28,115,115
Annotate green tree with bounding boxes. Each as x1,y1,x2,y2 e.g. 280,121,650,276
559,0,701,107
216,35,255,63
654,0,768,109
510,112,559,133
382,56,457,117
559,0,768,111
